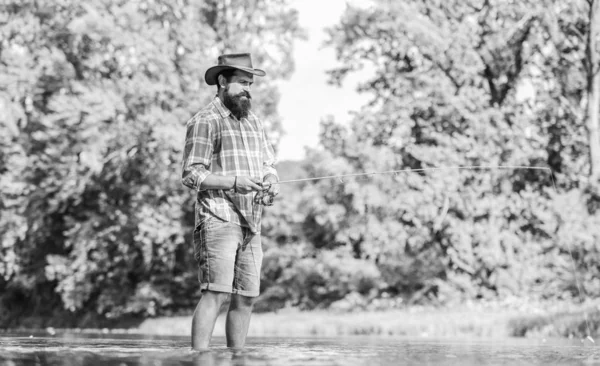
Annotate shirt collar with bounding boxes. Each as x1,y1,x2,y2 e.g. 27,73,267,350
212,95,232,119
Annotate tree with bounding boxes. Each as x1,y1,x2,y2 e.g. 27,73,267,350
0,0,303,325
585,0,600,184
536,0,600,186
305,0,600,304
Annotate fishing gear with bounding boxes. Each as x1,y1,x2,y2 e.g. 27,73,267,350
253,165,551,205
253,165,549,206
275,165,551,184
254,189,275,206
254,181,276,206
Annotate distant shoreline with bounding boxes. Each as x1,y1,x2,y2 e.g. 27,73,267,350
2,301,596,340
137,307,518,339
134,301,599,340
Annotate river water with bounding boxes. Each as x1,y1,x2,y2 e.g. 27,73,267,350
0,333,598,365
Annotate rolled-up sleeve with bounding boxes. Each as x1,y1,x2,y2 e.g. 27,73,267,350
261,128,278,180
182,116,213,191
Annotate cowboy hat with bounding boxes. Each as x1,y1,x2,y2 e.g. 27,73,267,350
204,53,266,85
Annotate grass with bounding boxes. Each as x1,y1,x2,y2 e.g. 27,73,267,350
134,300,599,340
5,299,596,341
508,306,600,339
135,306,520,339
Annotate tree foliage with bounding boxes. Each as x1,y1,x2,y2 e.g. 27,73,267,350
287,0,600,306
1,0,599,326
0,0,302,325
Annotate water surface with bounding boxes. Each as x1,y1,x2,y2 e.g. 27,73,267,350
0,333,598,365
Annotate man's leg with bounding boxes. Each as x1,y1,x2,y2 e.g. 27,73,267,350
192,219,241,350
225,294,256,348
191,290,230,350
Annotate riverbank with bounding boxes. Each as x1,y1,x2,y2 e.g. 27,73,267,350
3,299,597,340
137,307,517,338
135,299,599,339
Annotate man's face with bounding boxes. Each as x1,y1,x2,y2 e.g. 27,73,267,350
222,70,254,120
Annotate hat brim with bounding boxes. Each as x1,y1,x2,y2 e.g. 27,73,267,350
205,65,266,85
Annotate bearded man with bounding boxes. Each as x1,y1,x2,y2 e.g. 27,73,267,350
181,53,279,350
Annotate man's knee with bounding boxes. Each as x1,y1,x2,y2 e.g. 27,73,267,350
230,294,256,310
202,290,230,306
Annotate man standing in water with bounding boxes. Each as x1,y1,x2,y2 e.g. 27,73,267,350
181,53,279,349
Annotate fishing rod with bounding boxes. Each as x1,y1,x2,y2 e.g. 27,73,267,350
275,165,551,185
255,164,595,343
256,165,550,204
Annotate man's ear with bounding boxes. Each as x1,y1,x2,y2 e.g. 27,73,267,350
217,74,227,88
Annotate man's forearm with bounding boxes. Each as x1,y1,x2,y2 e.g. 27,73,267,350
200,174,236,191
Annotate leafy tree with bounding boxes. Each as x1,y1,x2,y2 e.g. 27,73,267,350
524,0,600,187
0,0,302,325
582,0,600,183
301,0,600,305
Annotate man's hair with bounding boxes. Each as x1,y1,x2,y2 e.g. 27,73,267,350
216,69,236,91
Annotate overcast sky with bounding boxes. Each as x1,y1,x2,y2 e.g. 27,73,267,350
276,0,372,161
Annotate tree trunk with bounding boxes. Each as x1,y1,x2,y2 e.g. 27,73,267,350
587,0,600,184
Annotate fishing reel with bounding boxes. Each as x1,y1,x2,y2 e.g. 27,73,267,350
254,190,275,206
254,182,276,206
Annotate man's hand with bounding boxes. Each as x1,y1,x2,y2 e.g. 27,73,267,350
253,175,280,206
234,176,262,194
262,174,280,197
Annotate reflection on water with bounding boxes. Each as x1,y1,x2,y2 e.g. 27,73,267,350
0,333,598,366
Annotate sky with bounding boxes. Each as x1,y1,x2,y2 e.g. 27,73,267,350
275,0,537,162
275,0,372,161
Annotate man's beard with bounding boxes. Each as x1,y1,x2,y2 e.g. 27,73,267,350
223,87,252,120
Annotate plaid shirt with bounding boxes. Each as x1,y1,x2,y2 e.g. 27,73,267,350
181,96,278,233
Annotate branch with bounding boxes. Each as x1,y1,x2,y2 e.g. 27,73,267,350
481,13,538,105
409,42,464,94
467,0,490,13
437,61,464,94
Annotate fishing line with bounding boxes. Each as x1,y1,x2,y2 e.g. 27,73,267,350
265,164,594,342
275,165,550,184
